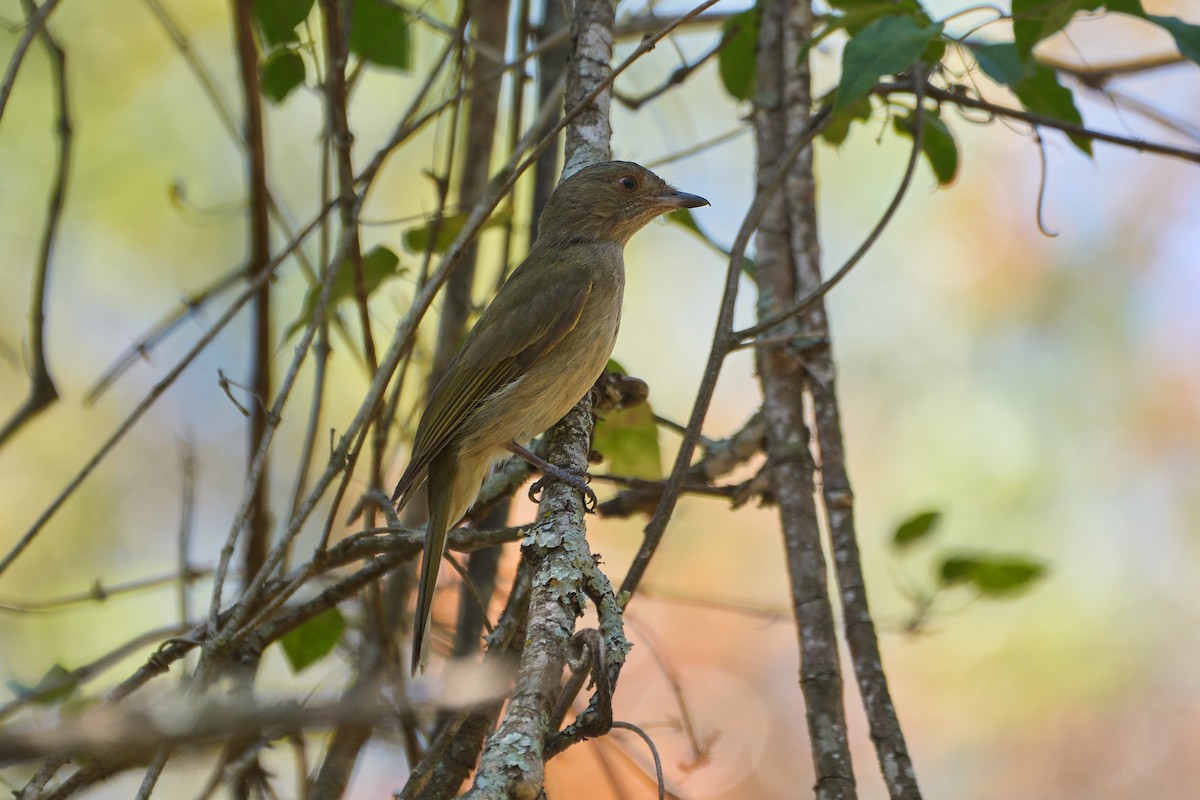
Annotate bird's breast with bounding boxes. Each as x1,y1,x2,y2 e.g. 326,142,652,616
457,277,623,462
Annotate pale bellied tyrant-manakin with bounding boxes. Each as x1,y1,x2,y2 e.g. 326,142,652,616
392,160,708,673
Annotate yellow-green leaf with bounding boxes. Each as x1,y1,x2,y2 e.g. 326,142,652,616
402,209,511,255
938,554,1047,597
350,0,411,71
891,510,942,549
280,607,345,672
284,245,403,342
594,401,661,480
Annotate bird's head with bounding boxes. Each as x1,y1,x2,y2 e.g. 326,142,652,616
536,160,709,247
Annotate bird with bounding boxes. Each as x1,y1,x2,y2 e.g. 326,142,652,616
392,160,709,673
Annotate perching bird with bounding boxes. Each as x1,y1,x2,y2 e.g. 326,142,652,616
392,160,708,673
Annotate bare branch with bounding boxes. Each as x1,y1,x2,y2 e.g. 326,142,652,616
0,0,70,449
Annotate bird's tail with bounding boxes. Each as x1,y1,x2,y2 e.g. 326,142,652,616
411,454,455,674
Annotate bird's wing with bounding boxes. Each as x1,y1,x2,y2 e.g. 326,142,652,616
392,261,591,506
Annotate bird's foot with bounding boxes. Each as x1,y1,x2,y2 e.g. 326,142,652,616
528,465,598,513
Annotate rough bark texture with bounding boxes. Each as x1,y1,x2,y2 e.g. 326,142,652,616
754,0,856,797
461,398,599,799
783,3,922,797
463,2,621,795
561,0,614,177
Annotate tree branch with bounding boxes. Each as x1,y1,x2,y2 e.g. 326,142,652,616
0,0,70,449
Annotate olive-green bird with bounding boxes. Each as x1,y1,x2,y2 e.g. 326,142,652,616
393,160,708,673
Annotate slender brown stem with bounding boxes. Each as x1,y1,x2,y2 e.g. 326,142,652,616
0,0,69,449
230,0,273,588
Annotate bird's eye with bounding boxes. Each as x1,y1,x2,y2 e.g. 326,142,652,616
618,176,638,191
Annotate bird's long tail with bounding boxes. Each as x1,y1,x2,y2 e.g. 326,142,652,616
411,453,455,674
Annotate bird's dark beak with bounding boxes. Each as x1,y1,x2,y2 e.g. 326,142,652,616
658,189,710,209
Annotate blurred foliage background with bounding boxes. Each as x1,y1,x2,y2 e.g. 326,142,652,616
1,0,1198,796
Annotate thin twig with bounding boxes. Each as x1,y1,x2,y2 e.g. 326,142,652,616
921,81,1200,164
733,80,925,344
0,203,335,582
0,0,63,124
611,722,666,800
1033,130,1059,237
618,104,833,602
231,0,274,587
0,0,70,449
0,568,208,614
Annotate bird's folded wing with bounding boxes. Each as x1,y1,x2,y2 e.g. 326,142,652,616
391,265,592,506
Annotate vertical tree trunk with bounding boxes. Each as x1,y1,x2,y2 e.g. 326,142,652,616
754,0,856,796
784,1,923,795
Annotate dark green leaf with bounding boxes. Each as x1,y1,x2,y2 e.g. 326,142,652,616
1012,0,1099,62
821,93,873,146
7,664,78,706
891,510,942,549
402,209,512,255
1015,68,1092,156
281,608,346,672
594,401,661,480
938,554,1048,597
974,42,1025,86
1147,15,1200,66
719,7,760,101
605,358,628,375
974,44,1091,156
254,0,315,47
261,49,306,104
349,0,412,70
893,110,959,185
284,245,403,342
835,15,943,111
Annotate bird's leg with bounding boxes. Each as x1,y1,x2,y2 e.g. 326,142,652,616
506,441,598,513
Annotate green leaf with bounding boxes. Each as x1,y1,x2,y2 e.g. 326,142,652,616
974,43,1091,156
261,49,306,104
805,0,924,64
1015,68,1092,156
938,554,1048,597
254,0,315,47
835,15,943,111
7,664,78,706
349,0,411,71
1012,0,1099,62
892,110,959,185
665,207,705,239
281,607,346,672
664,209,756,278
826,0,921,13
594,400,662,480
821,93,873,146
974,42,1025,86
719,7,760,101
891,510,942,549
1147,15,1200,66
605,358,627,375
402,209,512,255
284,245,403,342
